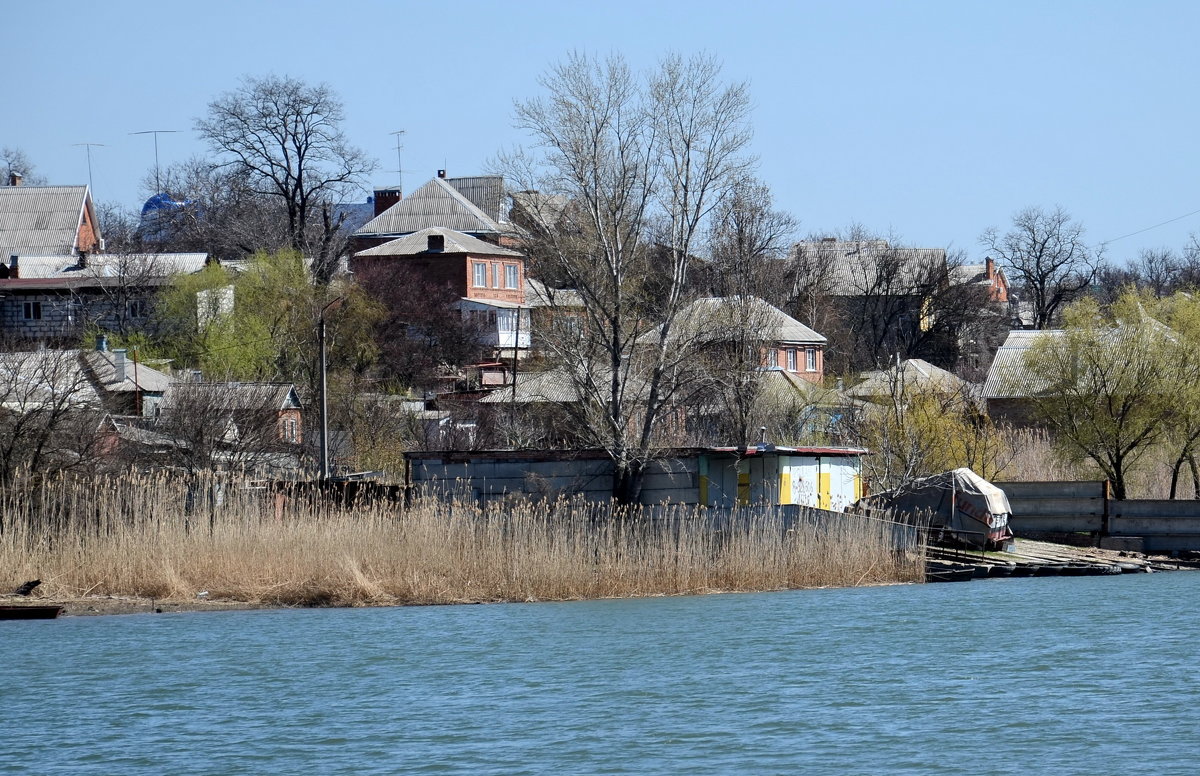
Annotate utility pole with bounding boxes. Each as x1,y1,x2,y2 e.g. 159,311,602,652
130,130,178,192
318,297,345,479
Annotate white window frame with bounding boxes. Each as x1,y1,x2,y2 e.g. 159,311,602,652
492,262,502,288
472,262,488,288
767,348,778,368
504,264,519,290
806,348,817,372
786,349,797,372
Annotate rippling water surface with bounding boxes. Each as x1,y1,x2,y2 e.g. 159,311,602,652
4,573,1200,774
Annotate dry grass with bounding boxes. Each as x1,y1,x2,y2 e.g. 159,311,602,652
0,473,923,607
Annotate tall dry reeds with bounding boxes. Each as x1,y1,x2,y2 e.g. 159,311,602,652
0,472,924,607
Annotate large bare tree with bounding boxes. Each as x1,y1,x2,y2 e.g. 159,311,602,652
981,206,1100,329
196,75,376,282
503,52,753,502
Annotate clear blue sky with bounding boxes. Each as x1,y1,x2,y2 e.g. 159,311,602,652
5,0,1197,264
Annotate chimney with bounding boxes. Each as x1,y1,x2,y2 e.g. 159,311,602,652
8,172,21,187
437,169,446,179
985,257,995,280
427,233,445,252
373,187,402,217
113,349,127,382
78,250,88,269
8,255,17,279
821,236,836,243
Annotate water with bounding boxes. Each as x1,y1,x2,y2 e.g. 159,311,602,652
4,573,1200,775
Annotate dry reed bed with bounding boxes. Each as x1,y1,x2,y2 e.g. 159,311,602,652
0,473,924,607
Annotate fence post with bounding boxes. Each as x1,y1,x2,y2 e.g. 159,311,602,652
1101,479,1111,539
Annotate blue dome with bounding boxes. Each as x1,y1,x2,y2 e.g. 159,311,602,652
141,192,187,216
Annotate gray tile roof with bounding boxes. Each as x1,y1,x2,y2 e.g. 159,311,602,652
0,185,92,258
647,296,826,345
791,239,946,296
84,350,173,394
0,350,102,411
354,177,506,238
162,382,300,412
355,227,522,258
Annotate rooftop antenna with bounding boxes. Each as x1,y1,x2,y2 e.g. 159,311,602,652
390,130,406,197
130,130,178,192
72,142,106,193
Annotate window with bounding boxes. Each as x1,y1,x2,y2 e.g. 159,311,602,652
806,348,817,372
472,262,488,288
767,348,778,368
492,262,502,288
23,301,42,320
504,264,519,290
786,349,797,372
128,300,149,319
498,310,515,332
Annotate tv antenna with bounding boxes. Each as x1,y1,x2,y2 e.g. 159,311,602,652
390,130,406,197
130,129,178,192
72,142,106,193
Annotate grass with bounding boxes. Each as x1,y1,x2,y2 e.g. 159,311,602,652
0,472,924,607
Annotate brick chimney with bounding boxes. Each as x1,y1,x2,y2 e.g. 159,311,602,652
985,257,994,281
373,187,402,217
8,172,22,186
8,255,17,278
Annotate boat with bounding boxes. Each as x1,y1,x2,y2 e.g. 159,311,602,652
0,605,63,620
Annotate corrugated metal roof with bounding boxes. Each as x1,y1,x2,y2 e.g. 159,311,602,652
847,358,970,398
0,185,90,258
446,176,505,222
355,227,521,258
791,239,945,296
646,296,825,345
83,351,173,394
0,350,102,410
161,382,300,412
982,329,1066,398
14,252,208,280
354,177,506,237
477,368,582,404
525,277,583,308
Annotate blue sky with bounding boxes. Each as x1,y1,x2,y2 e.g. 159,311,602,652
5,0,1197,263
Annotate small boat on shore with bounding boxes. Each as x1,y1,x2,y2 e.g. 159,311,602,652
0,605,63,620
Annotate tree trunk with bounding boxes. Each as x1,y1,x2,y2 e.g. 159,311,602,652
612,459,645,505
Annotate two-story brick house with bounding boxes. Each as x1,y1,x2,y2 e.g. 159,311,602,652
352,227,530,353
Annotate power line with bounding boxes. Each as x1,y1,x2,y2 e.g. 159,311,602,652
1099,207,1200,247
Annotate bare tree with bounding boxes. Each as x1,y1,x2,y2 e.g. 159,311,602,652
196,75,377,282
1,147,47,185
701,176,797,301
503,52,752,502
0,349,104,486
982,206,1100,329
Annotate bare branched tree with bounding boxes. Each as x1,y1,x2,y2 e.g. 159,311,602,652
981,206,1100,329
196,75,377,281
0,349,104,486
502,52,753,502
702,176,797,301
1,147,47,185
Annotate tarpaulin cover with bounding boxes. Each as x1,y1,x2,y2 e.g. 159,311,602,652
854,467,1012,546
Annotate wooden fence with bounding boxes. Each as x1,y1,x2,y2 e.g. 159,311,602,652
998,480,1200,552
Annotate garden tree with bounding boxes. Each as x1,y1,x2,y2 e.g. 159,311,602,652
850,373,1011,491
981,205,1100,329
352,265,488,390
1021,293,1173,499
94,201,143,254
502,52,753,502
1137,291,1200,498
196,75,377,282
155,251,380,389
700,176,798,301
1,146,46,185
0,349,104,487
136,157,295,259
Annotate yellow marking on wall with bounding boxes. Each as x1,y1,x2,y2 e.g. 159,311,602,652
699,474,709,505
818,472,831,510
853,474,862,501
779,472,792,505
737,472,750,505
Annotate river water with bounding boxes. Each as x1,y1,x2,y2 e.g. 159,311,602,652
4,573,1199,775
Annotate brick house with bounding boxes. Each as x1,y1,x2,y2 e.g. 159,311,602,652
0,180,101,261
352,172,515,253
352,227,531,353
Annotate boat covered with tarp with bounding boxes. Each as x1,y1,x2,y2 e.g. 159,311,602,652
852,468,1013,548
